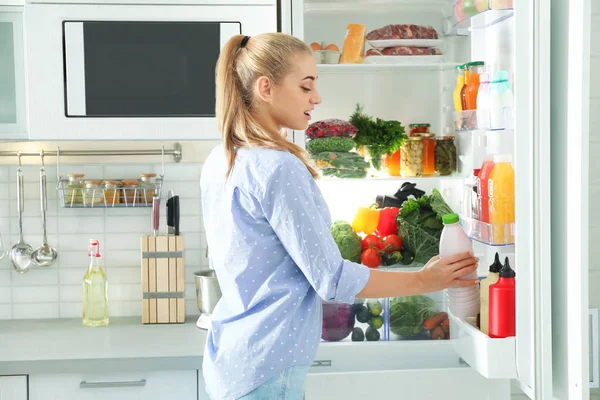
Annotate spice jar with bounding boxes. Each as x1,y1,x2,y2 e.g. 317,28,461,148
139,173,157,204
121,179,140,205
83,180,103,206
408,123,430,137
103,180,121,206
400,137,423,177
64,173,85,205
420,133,436,176
435,136,458,176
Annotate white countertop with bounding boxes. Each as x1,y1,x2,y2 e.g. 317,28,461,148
0,317,207,374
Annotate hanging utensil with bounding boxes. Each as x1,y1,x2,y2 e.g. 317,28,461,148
32,151,57,267
10,152,33,274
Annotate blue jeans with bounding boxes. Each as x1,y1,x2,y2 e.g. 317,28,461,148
238,366,308,400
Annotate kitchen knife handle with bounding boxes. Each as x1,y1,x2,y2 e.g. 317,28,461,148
152,196,160,236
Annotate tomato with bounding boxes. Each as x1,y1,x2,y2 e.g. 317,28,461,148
382,234,403,253
361,234,383,251
361,248,382,268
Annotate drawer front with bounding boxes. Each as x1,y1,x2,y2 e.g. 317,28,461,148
305,368,510,400
30,370,197,400
0,375,27,400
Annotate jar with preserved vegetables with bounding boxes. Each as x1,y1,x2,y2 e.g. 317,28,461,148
64,174,85,205
408,123,430,137
400,137,423,177
420,133,436,176
435,136,457,176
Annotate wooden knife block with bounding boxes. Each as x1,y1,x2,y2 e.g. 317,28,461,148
141,235,185,324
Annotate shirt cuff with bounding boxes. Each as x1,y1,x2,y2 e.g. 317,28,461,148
332,261,371,304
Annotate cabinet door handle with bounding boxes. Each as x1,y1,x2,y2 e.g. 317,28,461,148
79,379,147,389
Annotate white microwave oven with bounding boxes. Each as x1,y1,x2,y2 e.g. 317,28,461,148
25,2,277,141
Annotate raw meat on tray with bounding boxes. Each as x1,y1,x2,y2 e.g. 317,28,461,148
366,24,439,41
366,47,442,56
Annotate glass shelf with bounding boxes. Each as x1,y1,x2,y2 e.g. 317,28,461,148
451,1,514,31
458,214,515,246
317,63,460,73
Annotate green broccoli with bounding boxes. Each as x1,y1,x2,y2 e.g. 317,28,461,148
330,221,362,263
307,137,356,155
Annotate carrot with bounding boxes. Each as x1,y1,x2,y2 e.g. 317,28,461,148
423,312,448,330
429,325,445,340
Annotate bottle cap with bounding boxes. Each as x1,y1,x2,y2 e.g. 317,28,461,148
489,252,503,273
88,239,101,257
442,213,459,225
499,257,516,278
493,154,513,163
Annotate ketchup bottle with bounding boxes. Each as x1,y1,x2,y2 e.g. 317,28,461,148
488,257,516,338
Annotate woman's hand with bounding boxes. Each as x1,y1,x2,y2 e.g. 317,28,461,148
419,252,479,293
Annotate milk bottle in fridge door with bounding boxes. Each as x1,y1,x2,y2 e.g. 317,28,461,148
476,72,491,129
440,213,480,319
488,155,515,245
488,71,514,130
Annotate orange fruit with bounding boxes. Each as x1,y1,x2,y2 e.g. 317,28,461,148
325,44,339,52
310,42,322,51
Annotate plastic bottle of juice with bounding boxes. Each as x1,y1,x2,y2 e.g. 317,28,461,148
478,157,495,223
465,61,485,110
479,252,502,335
476,72,491,128
453,64,466,112
488,155,515,245
460,63,471,111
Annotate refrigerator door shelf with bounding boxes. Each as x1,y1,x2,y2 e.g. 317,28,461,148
449,311,517,379
450,5,514,32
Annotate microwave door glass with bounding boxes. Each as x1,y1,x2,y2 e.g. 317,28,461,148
0,22,17,123
63,21,240,118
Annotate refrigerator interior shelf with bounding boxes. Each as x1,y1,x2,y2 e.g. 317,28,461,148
319,175,465,182
57,178,163,208
451,3,514,31
448,311,517,379
458,214,515,246
317,63,459,73
454,108,514,132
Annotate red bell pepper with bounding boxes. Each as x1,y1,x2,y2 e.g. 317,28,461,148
376,207,399,237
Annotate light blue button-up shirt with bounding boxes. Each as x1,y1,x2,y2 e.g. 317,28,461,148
200,145,371,399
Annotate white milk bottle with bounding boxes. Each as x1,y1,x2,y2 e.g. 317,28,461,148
439,213,480,319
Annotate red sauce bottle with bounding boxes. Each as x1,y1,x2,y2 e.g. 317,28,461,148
488,257,516,338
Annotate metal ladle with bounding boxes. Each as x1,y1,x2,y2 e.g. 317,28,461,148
32,151,57,267
10,153,33,274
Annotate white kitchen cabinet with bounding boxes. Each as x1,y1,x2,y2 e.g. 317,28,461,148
0,6,27,140
0,375,27,400
29,370,197,400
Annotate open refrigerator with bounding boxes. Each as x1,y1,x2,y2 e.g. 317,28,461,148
279,0,560,399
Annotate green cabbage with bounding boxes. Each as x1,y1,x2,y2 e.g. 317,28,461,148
389,295,439,337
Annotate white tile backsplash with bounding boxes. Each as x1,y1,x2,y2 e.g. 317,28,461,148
0,162,204,320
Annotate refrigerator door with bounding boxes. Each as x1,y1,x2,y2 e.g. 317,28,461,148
549,0,591,399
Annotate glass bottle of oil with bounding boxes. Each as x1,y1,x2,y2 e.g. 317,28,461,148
82,239,109,327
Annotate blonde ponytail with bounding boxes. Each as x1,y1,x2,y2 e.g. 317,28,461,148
215,33,319,179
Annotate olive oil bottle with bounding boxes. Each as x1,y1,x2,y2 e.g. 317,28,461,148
82,239,109,327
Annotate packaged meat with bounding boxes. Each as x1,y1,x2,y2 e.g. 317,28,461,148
306,119,358,139
366,24,439,41
366,47,442,57
340,24,367,64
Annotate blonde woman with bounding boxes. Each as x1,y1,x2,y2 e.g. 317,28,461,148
200,33,478,400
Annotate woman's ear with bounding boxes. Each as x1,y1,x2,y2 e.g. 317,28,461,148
255,76,273,103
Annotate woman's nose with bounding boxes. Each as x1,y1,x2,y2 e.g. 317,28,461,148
312,89,322,105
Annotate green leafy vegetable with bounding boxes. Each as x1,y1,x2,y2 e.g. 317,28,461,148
389,295,439,337
396,189,454,264
349,104,407,170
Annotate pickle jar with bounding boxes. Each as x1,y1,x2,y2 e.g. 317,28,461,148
400,136,423,177
103,180,122,206
435,136,458,176
420,133,436,176
139,173,157,204
121,179,140,205
83,180,104,206
64,173,85,205
408,123,430,137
